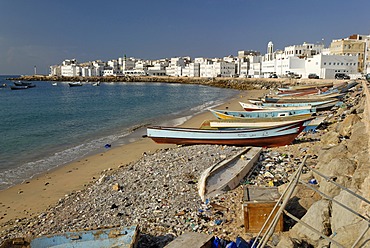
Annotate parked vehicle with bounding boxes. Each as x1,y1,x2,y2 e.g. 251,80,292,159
335,73,350,80
269,73,278,78
308,73,319,79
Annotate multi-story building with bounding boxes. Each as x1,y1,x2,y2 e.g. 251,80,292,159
330,35,366,73
238,50,262,77
262,40,360,79
306,54,358,79
60,59,80,77
182,63,200,77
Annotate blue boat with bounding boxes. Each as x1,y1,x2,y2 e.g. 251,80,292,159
209,106,315,120
256,98,339,111
29,226,139,248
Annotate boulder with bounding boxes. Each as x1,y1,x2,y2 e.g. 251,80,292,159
313,142,348,169
337,114,361,137
315,157,356,197
318,130,339,148
331,219,370,248
290,199,331,244
331,190,362,232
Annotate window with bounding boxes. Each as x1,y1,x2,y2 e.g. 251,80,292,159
329,62,331,65
324,62,327,65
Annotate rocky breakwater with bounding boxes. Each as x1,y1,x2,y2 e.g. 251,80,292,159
274,81,370,247
13,74,291,91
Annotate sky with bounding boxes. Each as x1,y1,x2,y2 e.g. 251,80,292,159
1,0,369,75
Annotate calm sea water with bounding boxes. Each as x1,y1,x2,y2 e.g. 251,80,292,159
0,75,239,190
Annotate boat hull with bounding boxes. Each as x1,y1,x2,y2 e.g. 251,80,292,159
30,226,139,248
147,120,309,148
210,110,313,120
198,146,262,201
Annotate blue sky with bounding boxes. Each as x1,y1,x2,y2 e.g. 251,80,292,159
1,0,369,75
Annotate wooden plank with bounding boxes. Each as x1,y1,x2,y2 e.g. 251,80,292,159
164,232,213,248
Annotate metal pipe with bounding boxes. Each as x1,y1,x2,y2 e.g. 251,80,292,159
306,164,370,205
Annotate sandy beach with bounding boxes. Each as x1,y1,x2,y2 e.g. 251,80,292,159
0,89,266,228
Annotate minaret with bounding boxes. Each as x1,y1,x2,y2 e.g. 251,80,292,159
267,41,274,61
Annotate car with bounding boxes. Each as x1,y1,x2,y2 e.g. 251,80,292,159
335,73,350,80
308,73,319,79
269,73,278,78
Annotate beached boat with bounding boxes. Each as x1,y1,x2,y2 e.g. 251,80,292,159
257,98,339,111
304,116,327,132
200,116,315,130
146,118,311,147
277,88,323,97
28,226,139,248
262,96,338,104
198,146,262,202
69,82,83,87
239,102,321,112
209,107,315,120
278,82,333,91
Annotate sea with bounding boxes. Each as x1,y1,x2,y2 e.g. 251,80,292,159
0,75,240,191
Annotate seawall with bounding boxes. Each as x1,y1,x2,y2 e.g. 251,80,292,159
10,75,335,91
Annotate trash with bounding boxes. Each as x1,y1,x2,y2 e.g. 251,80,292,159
309,179,318,184
104,144,111,148
236,236,250,248
214,219,222,225
225,241,237,248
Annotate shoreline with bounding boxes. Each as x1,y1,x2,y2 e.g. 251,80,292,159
0,89,266,229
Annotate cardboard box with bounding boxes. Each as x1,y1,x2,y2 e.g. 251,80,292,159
243,186,283,233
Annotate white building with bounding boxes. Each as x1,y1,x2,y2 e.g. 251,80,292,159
147,63,167,76
261,41,359,79
60,59,80,77
182,63,200,77
199,59,236,78
306,54,358,79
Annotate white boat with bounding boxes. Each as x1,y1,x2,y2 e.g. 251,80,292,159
198,146,262,202
69,82,83,87
92,81,100,86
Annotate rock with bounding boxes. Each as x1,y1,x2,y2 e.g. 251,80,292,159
290,199,331,244
314,157,356,197
331,190,362,232
112,183,121,191
337,114,361,137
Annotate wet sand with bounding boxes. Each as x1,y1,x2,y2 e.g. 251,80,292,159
0,90,266,228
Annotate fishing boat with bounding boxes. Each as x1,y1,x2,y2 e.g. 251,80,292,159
200,116,315,130
69,82,83,87
262,96,338,104
28,226,139,248
146,118,311,147
209,107,315,120
278,82,333,91
277,88,323,97
10,85,29,90
239,102,319,112
14,81,33,86
198,146,262,202
257,98,339,111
